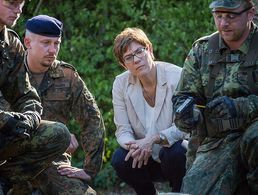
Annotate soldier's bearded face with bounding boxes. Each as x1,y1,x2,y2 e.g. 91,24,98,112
213,5,254,44
29,34,61,70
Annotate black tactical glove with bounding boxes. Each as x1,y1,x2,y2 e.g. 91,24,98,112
206,96,237,118
205,96,248,133
1,114,32,140
173,96,203,133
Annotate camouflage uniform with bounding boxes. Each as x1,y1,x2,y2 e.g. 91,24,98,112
0,91,10,111
26,60,105,195
173,24,258,195
0,27,70,194
254,0,258,25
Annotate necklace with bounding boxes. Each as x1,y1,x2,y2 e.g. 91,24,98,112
142,87,156,107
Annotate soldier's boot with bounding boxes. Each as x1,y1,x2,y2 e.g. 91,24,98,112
10,182,32,195
0,176,11,195
0,160,8,195
0,179,4,195
31,188,44,195
84,186,96,195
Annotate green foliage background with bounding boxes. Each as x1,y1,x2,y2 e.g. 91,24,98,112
14,0,216,190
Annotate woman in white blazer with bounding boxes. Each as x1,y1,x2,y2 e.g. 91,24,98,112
111,27,188,195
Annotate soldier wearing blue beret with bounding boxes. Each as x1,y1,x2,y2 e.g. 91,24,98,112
173,0,258,194
8,14,105,195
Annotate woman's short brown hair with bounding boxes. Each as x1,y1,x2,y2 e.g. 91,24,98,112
113,27,154,65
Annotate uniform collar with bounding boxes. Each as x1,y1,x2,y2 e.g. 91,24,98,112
48,60,65,78
238,23,257,54
25,57,65,79
0,26,10,46
218,33,227,51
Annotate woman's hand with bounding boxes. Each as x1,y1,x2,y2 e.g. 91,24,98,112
125,136,156,168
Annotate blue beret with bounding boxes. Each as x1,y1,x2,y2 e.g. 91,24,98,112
26,15,63,37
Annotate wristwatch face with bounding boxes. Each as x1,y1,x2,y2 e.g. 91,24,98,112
159,134,167,144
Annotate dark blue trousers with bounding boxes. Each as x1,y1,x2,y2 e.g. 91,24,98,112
111,140,186,195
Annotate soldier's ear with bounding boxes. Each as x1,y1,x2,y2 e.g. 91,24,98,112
247,7,255,22
23,37,31,49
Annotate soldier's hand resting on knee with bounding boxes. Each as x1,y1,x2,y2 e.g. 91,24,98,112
57,164,91,181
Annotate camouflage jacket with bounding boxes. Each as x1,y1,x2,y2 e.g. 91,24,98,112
26,60,105,178
0,27,41,129
254,0,258,25
175,25,258,120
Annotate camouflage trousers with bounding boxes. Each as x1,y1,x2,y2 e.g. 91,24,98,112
0,120,70,186
11,153,96,195
184,129,204,170
182,121,258,195
34,153,96,195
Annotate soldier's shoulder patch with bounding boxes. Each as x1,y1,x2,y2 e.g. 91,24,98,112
59,61,76,71
193,36,209,46
7,28,20,40
193,32,219,47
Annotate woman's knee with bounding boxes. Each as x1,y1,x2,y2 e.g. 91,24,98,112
111,147,128,170
159,140,186,163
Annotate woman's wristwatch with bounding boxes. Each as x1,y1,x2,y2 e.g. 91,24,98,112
155,133,168,145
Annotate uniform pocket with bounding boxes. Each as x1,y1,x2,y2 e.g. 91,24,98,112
237,71,248,86
44,90,70,101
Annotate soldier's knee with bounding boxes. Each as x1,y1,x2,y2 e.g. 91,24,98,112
241,123,258,149
240,122,258,166
50,121,70,150
52,122,70,143
37,120,70,152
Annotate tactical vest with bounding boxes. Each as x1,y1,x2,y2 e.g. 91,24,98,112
204,30,258,137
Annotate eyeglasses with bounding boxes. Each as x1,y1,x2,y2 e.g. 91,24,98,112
212,6,252,22
123,47,146,64
2,0,25,10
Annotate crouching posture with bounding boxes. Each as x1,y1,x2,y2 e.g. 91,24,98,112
173,0,258,194
111,27,188,195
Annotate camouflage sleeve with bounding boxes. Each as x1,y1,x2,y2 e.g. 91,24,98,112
0,34,42,129
0,91,10,111
254,1,258,25
70,71,105,179
173,42,207,109
240,94,258,123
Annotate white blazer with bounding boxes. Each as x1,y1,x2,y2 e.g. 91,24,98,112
112,61,186,161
